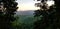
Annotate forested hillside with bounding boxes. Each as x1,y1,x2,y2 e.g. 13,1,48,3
12,15,41,29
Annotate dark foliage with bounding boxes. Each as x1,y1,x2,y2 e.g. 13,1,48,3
0,0,18,29
33,0,60,29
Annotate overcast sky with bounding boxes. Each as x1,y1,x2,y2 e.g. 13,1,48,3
16,0,39,11
16,0,54,11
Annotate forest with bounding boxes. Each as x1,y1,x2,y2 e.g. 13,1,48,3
0,0,60,29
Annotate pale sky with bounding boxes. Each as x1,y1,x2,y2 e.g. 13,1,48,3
16,0,54,11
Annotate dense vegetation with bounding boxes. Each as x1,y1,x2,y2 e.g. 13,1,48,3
0,0,60,29
33,0,60,29
0,0,18,29
11,15,42,29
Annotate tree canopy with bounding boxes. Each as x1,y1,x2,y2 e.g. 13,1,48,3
33,0,60,29
0,0,18,29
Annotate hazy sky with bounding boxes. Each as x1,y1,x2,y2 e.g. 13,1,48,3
16,0,39,11
16,0,54,11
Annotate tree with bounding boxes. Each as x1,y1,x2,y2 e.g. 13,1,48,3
33,0,58,29
53,0,60,29
0,0,18,29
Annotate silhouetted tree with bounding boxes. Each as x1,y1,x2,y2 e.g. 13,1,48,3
0,0,18,29
33,0,58,29
53,0,60,29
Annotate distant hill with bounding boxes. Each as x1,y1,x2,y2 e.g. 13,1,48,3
16,10,34,15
